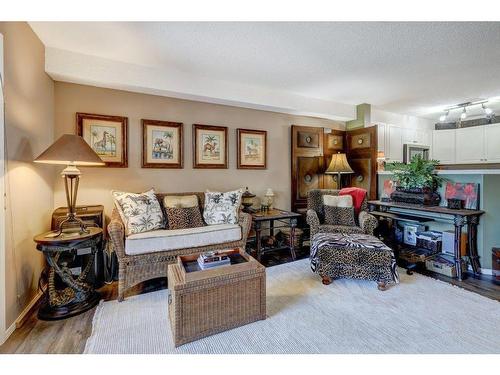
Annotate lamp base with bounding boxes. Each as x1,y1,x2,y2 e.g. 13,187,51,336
55,170,89,237
54,214,89,237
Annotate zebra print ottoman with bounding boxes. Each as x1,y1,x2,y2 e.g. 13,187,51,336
310,232,399,290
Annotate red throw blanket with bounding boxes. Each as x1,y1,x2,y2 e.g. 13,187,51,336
339,187,367,215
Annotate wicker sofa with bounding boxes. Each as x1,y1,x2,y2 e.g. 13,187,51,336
108,192,252,301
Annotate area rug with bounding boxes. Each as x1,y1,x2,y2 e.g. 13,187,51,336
84,259,500,354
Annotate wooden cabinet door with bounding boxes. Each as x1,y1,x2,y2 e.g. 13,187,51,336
432,129,456,164
291,125,324,213
484,123,500,163
346,126,378,200
455,126,485,164
386,124,403,162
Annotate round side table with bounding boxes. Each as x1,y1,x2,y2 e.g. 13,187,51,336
34,227,103,320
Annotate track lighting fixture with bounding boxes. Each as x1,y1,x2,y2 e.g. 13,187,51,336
460,107,467,120
482,103,493,115
439,111,449,122
439,100,494,122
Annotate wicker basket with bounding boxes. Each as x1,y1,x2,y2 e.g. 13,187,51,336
278,228,303,249
167,249,266,347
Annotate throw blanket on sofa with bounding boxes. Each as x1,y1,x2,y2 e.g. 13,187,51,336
310,232,400,283
339,187,367,215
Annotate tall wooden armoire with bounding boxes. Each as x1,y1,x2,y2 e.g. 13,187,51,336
291,125,377,215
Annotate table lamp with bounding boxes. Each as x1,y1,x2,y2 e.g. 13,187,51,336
264,188,275,209
325,152,354,189
34,134,105,235
377,151,386,172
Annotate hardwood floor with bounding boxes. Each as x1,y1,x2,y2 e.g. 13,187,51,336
1,249,498,354
0,279,167,354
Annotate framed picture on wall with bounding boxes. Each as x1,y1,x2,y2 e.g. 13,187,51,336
237,128,267,169
76,112,128,168
193,124,228,169
142,119,183,168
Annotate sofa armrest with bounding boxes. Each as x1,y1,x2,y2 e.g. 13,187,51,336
108,208,126,258
359,211,378,235
306,209,321,238
238,211,252,245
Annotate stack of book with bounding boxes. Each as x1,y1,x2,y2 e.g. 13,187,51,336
197,251,231,270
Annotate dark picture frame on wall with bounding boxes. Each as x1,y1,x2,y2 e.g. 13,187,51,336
193,124,228,169
142,119,183,169
76,112,128,168
237,128,267,169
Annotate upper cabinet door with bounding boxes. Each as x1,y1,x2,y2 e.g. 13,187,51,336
484,123,500,163
376,123,386,153
415,129,431,146
386,124,403,162
403,128,431,146
432,129,456,164
402,128,417,144
455,126,485,164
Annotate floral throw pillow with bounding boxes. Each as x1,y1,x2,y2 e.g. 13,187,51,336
203,189,243,225
112,189,164,235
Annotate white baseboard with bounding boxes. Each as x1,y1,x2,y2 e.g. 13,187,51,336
0,322,16,346
15,290,44,328
0,290,44,346
466,265,493,276
480,268,493,276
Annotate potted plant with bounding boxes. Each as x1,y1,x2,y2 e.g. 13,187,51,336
386,155,445,205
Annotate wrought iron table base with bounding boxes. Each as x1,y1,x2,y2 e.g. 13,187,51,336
36,233,102,320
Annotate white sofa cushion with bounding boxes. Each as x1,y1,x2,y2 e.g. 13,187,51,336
124,223,242,255
163,195,198,208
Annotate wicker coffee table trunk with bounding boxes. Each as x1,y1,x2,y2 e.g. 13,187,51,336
167,249,266,347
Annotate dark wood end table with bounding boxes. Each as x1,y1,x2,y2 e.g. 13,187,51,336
248,208,302,262
34,227,103,320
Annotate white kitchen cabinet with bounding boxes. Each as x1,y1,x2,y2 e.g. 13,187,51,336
403,128,431,145
385,124,403,162
455,126,485,164
432,129,456,164
416,129,431,146
402,128,417,144
376,123,386,153
484,123,500,163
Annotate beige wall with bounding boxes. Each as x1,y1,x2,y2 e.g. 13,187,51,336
54,82,343,215
0,22,55,327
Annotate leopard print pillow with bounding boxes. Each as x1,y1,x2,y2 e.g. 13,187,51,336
166,207,205,230
324,206,356,227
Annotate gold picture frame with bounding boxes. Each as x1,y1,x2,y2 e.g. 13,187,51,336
76,112,128,168
237,128,267,169
142,119,183,169
193,124,228,169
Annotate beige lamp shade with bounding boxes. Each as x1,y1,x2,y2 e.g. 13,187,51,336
34,134,105,166
325,153,354,175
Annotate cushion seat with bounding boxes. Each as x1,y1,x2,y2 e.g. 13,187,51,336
125,224,242,255
318,224,364,235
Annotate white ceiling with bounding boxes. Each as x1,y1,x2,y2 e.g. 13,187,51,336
30,22,500,121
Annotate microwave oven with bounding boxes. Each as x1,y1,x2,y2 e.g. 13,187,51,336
403,143,430,163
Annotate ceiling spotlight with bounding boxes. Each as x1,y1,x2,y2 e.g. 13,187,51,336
482,103,493,115
460,107,467,120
